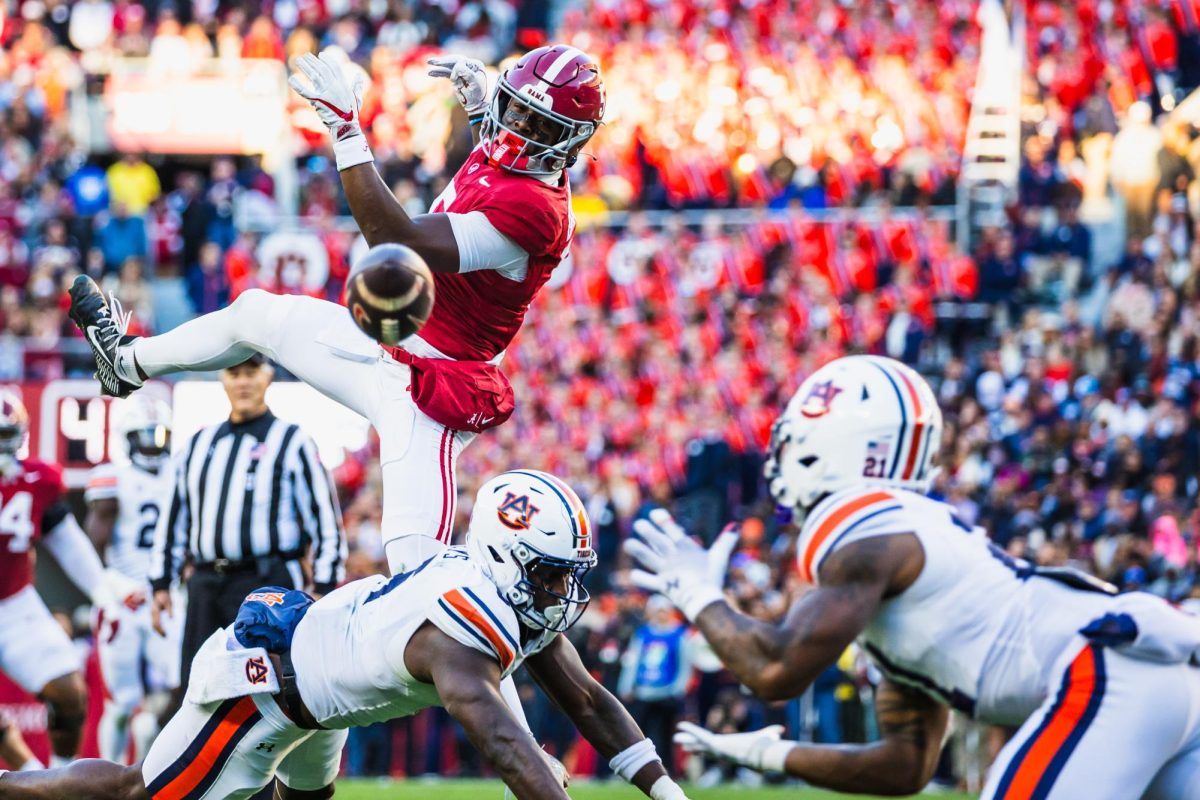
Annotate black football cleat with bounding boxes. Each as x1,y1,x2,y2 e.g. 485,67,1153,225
67,275,141,398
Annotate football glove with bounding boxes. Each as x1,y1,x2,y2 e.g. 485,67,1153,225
427,55,489,117
289,50,373,170
501,747,568,799
674,722,794,773
623,510,738,621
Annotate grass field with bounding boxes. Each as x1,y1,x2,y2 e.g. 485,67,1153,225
336,779,975,799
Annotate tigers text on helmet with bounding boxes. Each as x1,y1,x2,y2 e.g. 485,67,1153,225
480,44,605,176
0,390,28,457
114,396,172,472
466,469,597,635
765,356,942,513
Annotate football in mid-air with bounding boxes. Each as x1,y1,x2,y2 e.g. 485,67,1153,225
345,243,435,346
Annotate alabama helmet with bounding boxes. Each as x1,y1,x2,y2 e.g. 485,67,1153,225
765,356,942,513
480,44,605,176
114,396,172,471
0,390,28,456
466,469,597,634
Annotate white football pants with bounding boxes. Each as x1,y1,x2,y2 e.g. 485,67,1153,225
983,638,1200,799
132,290,475,573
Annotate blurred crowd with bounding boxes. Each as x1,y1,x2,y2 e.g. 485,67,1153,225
5,0,1200,790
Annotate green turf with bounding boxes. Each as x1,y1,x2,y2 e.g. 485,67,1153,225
336,778,975,799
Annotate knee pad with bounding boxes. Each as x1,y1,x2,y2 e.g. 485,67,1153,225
45,702,86,735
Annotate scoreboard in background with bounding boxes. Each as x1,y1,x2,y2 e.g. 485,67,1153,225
14,379,369,488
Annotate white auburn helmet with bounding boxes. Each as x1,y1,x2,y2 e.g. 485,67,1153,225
765,356,942,513
466,469,597,634
114,397,172,471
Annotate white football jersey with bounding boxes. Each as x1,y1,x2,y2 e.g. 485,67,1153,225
85,463,173,582
799,486,1120,726
291,547,551,729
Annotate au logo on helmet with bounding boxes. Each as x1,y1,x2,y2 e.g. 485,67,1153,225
497,492,540,530
799,380,843,418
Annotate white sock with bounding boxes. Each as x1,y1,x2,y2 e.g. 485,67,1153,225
48,754,72,769
114,345,145,387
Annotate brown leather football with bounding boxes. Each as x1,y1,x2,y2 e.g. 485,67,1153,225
344,243,435,346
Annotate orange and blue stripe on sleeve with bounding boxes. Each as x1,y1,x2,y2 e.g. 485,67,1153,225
439,588,517,672
798,491,897,583
993,644,1107,800
146,696,261,800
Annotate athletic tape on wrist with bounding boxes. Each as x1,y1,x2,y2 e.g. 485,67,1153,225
333,132,374,171
609,737,660,782
681,583,725,622
758,740,795,773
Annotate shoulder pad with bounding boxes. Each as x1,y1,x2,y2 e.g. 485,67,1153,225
798,487,907,584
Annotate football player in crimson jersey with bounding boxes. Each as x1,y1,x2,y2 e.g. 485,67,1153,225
0,392,144,767
67,45,603,744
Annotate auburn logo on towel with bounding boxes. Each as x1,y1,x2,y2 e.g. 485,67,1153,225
245,656,270,685
246,591,286,606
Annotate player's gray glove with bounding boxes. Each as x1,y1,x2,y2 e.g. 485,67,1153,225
674,722,793,773
623,509,738,621
427,55,489,117
501,748,568,799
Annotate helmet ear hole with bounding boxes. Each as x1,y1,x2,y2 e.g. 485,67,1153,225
799,456,819,467
487,545,505,564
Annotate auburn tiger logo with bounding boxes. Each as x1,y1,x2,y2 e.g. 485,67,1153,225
798,380,843,418
245,656,270,685
497,492,540,530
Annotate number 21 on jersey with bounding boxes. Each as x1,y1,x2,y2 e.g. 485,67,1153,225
1,491,35,552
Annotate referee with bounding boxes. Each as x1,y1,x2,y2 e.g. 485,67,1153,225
148,353,346,688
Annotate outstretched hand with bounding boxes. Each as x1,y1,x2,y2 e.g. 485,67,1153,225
622,509,738,621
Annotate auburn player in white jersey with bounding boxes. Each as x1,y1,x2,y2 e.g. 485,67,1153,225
0,470,692,800
85,398,181,764
626,355,1200,800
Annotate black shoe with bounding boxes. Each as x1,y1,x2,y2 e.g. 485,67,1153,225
67,275,140,398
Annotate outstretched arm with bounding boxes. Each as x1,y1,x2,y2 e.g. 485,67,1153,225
84,498,117,557
525,635,687,799
404,624,569,800
624,511,922,702
690,535,902,701
676,678,949,796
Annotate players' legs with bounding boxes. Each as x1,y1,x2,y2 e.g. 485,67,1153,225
983,641,1200,799
379,400,475,574
129,290,383,421
0,713,41,772
274,726,345,800
141,694,319,800
97,607,146,763
0,759,148,800
39,673,88,765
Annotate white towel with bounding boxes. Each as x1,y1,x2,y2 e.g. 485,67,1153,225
185,627,280,705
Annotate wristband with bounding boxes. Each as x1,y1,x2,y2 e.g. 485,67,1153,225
468,114,485,126
757,740,795,773
609,737,660,782
649,775,688,800
679,583,725,622
333,131,374,171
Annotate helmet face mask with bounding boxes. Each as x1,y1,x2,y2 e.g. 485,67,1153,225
115,398,172,472
0,392,28,459
480,45,605,176
467,470,598,637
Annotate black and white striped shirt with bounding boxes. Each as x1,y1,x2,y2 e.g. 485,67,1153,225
148,410,346,594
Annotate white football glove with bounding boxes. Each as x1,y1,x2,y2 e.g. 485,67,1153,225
674,722,793,773
288,50,373,170
427,55,489,117
501,748,568,799
623,509,738,621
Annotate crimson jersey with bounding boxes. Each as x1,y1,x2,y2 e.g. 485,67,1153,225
421,146,573,361
0,459,68,600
